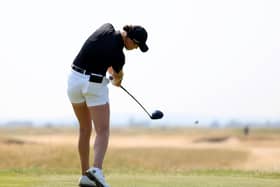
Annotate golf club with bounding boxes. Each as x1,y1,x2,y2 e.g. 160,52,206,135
109,77,163,120
120,85,164,120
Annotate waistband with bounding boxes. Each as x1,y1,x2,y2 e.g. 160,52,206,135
71,64,103,77
71,64,104,83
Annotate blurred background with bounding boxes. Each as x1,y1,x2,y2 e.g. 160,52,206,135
0,0,279,128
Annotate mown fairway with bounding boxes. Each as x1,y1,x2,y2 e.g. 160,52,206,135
1,169,280,187
0,127,280,186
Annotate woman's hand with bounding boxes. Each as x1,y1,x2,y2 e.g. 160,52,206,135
107,67,123,87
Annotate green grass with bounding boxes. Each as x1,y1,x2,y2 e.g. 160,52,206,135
1,169,280,187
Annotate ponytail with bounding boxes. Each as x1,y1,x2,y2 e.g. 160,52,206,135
123,25,133,37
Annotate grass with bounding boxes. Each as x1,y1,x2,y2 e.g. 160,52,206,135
0,144,249,172
0,126,280,186
1,169,280,187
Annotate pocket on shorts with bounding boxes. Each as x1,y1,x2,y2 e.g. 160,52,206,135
67,72,82,91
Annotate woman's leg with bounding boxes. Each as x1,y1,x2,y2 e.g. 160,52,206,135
72,102,92,175
88,103,110,169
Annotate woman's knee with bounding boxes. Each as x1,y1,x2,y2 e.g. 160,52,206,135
79,126,92,137
95,125,110,137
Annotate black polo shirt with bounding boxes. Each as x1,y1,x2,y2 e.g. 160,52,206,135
73,23,125,76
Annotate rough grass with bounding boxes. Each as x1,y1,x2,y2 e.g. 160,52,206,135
106,148,249,173
0,143,249,173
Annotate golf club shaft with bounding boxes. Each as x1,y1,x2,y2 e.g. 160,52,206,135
120,85,152,118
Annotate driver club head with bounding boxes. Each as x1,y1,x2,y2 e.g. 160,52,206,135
150,110,164,120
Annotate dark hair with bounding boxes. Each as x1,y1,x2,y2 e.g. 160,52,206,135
123,25,133,36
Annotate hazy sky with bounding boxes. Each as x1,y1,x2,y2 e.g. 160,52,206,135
0,0,279,125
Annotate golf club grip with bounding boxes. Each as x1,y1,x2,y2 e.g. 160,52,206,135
120,85,152,118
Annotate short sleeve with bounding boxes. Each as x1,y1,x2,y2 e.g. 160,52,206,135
111,52,125,73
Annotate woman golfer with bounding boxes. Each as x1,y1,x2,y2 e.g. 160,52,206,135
67,23,148,187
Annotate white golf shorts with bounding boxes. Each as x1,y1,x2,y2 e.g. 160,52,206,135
67,70,110,107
